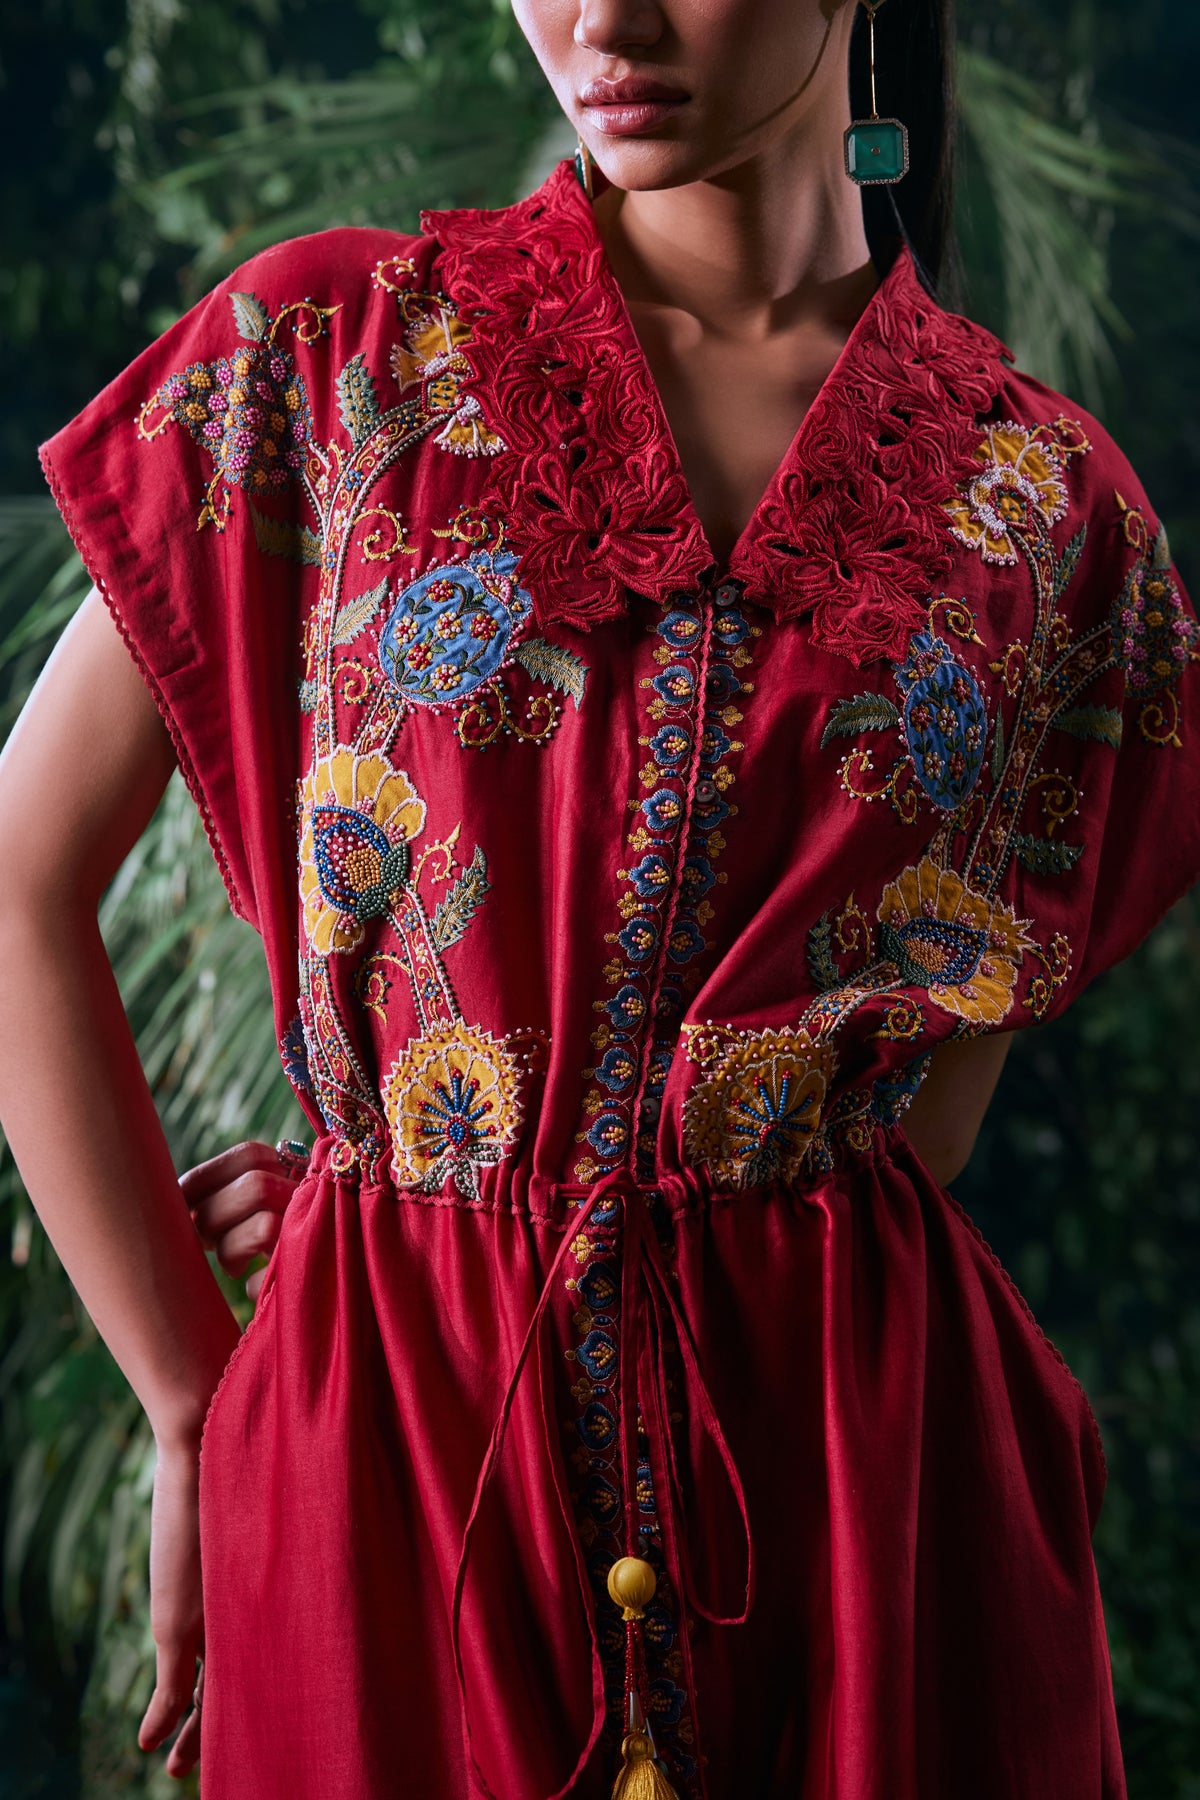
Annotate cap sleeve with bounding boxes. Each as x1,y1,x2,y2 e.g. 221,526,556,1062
1056,440,1200,1005
38,239,345,931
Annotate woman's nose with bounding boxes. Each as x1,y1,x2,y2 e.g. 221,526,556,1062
573,0,665,57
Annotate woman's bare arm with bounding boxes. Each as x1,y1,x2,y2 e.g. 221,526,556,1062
903,1031,1015,1187
0,585,241,1771
0,586,240,1435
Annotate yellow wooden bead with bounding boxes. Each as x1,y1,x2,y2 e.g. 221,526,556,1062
607,1555,657,1615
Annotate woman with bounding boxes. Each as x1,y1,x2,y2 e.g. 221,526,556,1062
3,0,1198,1794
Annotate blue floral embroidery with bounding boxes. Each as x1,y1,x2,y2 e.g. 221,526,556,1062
870,1051,932,1124
311,803,411,920
586,1109,631,1159
378,548,532,706
895,630,987,811
573,575,757,1188
279,1014,313,1095
579,1400,618,1450
627,854,673,899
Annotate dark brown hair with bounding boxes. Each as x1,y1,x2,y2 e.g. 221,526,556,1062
849,0,958,298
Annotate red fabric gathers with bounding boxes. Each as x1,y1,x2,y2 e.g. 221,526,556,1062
38,157,1200,1798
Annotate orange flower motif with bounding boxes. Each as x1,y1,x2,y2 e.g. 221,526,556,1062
388,301,505,456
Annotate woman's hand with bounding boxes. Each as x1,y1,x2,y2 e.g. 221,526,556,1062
181,1140,308,1304
138,1434,205,1778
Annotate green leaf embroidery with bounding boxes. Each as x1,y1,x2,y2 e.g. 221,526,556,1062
513,636,589,709
1011,833,1084,875
1151,522,1172,571
806,911,839,991
431,845,491,952
991,704,1006,782
249,505,322,565
819,692,900,749
336,353,380,447
230,291,270,341
1055,524,1087,596
297,678,317,714
331,577,389,647
1052,704,1123,750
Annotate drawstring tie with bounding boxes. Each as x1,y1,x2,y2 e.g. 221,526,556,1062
452,1166,756,1800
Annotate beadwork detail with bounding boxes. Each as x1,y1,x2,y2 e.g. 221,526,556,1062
382,1018,525,1198
1114,500,1199,745
572,576,758,1185
681,1026,837,1188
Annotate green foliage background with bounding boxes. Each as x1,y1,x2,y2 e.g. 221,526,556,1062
0,0,1197,1794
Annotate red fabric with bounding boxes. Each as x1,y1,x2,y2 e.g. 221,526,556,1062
39,157,1200,1799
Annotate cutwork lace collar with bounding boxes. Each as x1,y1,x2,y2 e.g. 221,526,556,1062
421,159,1011,665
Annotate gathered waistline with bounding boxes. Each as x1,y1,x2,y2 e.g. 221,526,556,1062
299,1113,913,1225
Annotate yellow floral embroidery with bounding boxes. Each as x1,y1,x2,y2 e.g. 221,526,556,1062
383,1019,524,1197
388,299,505,457
876,856,1036,1025
945,421,1070,565
298,748,427,955
681,1026,837,1190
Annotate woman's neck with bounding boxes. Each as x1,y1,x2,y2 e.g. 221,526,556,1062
591,117,876,340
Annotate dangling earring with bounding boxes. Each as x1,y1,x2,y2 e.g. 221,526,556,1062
844,0,909,185
574,135,596,200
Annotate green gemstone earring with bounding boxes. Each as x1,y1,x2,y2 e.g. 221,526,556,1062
844,0,910,186
574,136,596,200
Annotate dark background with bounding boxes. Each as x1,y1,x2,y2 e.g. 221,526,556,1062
0,2,1197,1794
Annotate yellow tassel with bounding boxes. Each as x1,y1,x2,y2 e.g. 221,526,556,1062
610,1727,682,1800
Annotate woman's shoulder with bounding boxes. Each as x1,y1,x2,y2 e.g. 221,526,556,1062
215,221,440,322
933,323,1177,610
981,349,1162,540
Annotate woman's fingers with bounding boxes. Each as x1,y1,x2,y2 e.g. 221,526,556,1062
163,1680,203,1780
178,1137,279,1202
180,1139,308,1294
189,1165,296,1248
206,1202,286,1279
139,1443,204,1769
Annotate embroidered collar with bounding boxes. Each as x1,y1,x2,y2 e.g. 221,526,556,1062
422,160,1011,664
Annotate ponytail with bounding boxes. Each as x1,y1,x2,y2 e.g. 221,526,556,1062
849,0,958,300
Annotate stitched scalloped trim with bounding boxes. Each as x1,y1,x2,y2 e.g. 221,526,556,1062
198,1275,279,1469
38,440,254,929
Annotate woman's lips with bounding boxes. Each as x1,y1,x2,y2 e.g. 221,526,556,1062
579,78,690,137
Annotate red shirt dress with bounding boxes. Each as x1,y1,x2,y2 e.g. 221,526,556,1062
41,157,1200,1800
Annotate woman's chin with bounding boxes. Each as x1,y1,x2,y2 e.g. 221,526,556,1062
584,137,721,194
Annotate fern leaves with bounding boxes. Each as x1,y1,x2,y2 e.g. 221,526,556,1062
249,504,322,565
337,353,380,447
1052,704,1123,749
430,845,491,952
331,577,389,646
513,636,588,709
230,290,270,340
1011,833,1084,875
819,692,900,749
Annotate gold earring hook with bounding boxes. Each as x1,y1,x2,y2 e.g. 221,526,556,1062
860,0,887,121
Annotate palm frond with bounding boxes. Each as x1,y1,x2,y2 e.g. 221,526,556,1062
957,46,1200,402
